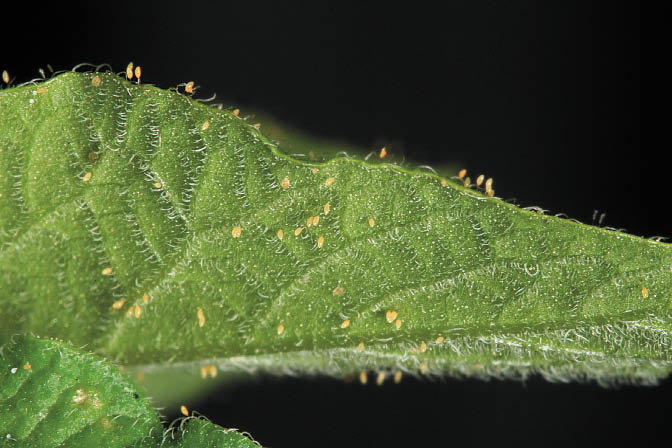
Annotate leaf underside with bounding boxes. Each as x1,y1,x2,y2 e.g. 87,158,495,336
0,72,670,386
0,335,258,447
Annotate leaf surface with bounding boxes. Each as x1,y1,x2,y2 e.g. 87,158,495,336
1,72,671,384
0,335,258,447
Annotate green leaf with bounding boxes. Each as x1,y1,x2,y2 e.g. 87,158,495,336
168,418,259,448
0,335,258,447
1,72,671,386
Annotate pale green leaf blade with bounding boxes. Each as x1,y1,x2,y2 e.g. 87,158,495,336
1,72,671,385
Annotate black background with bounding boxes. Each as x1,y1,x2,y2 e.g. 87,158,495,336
4,2,659,447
